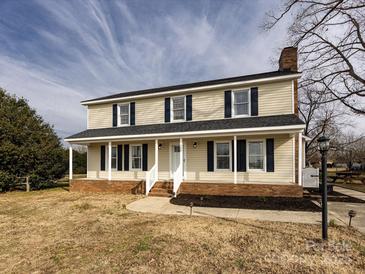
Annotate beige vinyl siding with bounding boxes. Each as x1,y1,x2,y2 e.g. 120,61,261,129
185,135,294,184
87,135,294,184
87,80,293,129
88,103,112,129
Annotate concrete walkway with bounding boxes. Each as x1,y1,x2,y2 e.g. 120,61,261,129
328,186,365,233
127,197,322,224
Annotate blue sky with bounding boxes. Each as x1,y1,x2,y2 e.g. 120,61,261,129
1,0,363,138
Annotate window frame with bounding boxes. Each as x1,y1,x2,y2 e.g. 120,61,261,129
170,95,186,122
247,139,266,172
105,145,118,170
232,89,250,118
214,141,231,171
118,103,130,126
129,144,143,171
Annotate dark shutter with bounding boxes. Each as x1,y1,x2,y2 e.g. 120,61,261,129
124,144,129,171
165,98,171,123
231,140,235,172
237,140,246,172
112,104,118,127
100,145,106,171
130,102,135,125
186,95,192,121
266,138,274,172
207,141,214,172
224,90,232,118
251,87,258,116
142,144,148,171
117,145,123,171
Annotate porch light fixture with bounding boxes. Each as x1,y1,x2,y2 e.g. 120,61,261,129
318,133,330,241
193,142,198,149
158,143,162,149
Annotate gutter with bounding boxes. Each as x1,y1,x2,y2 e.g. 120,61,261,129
65,124,305,143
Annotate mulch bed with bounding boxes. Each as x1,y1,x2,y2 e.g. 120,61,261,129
171,194,321,212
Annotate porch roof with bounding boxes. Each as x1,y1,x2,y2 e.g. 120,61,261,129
65,114,304,143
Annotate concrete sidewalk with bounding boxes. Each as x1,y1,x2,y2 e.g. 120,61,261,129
127,197,322,224
328,186,365,233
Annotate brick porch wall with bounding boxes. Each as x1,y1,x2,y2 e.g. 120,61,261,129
70,179,145,194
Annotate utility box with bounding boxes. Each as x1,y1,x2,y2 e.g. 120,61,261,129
302,167,319,189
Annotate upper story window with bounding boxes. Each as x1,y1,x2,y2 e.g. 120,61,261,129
232,90,250,117
130,145,142,170
215,142,231,170
248,140,265,171
118,103,130,126
171,96,185,121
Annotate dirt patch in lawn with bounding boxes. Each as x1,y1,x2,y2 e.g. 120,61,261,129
0,188,364,273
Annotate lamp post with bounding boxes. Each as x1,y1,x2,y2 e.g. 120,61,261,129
318,134,330,240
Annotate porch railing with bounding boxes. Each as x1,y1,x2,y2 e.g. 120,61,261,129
145,165,157,195
173,163,183,197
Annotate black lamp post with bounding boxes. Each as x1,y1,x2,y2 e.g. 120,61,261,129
318,134,330,240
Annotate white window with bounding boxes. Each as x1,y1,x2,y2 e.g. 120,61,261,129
118,103,130,126
248,141,265,171
215,142,231,170
111,146,117,169
232,90,250,117
130,145,142,170
171,96,185,121
106,146,117,170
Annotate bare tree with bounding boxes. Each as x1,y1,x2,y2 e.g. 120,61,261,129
264,0,365,114
299,86,348,163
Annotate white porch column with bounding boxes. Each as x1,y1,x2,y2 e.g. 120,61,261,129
179,138,183,178
155,139,159,180
234,136,237,184
69,146,73,180
108,141,112,181
298,132,302,186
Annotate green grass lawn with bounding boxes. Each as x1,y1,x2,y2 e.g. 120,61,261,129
0,188,364,273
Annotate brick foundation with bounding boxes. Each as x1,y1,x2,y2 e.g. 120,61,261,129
70,179,145,194
179,182,303,197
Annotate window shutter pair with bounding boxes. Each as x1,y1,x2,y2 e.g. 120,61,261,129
100,144,124,171
224,87,258,118
207,138,274,172
165,96,192,122
112,103,135,127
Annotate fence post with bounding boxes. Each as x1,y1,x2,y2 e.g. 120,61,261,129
26,176,30,192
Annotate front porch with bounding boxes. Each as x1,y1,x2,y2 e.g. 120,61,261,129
68,131,305,198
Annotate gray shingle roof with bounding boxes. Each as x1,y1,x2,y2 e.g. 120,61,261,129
81,70,299,104
66,114,304,140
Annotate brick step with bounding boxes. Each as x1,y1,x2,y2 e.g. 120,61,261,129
150,188,173,194
149,192,173,197
153,181,173,189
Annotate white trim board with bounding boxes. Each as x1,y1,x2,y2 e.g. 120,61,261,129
81,74,301,105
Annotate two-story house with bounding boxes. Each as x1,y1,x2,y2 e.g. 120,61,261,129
65,47,306,197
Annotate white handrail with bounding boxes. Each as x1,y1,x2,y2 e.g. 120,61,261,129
173,163,183,197
145,165,157,195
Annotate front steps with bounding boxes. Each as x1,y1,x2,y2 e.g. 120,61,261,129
149,181,173,197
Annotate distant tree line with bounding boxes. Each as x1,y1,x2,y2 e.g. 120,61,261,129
0,89,86,192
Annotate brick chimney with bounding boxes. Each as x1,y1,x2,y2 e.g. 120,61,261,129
279,47,298,72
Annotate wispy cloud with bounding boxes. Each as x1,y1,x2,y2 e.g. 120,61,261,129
2,0,362,137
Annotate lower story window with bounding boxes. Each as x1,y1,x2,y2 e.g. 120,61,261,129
215,142,230,170
111,146,117,169
131,145,142,170
248,141,264,170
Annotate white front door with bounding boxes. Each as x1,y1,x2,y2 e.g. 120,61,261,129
170,143,184,178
